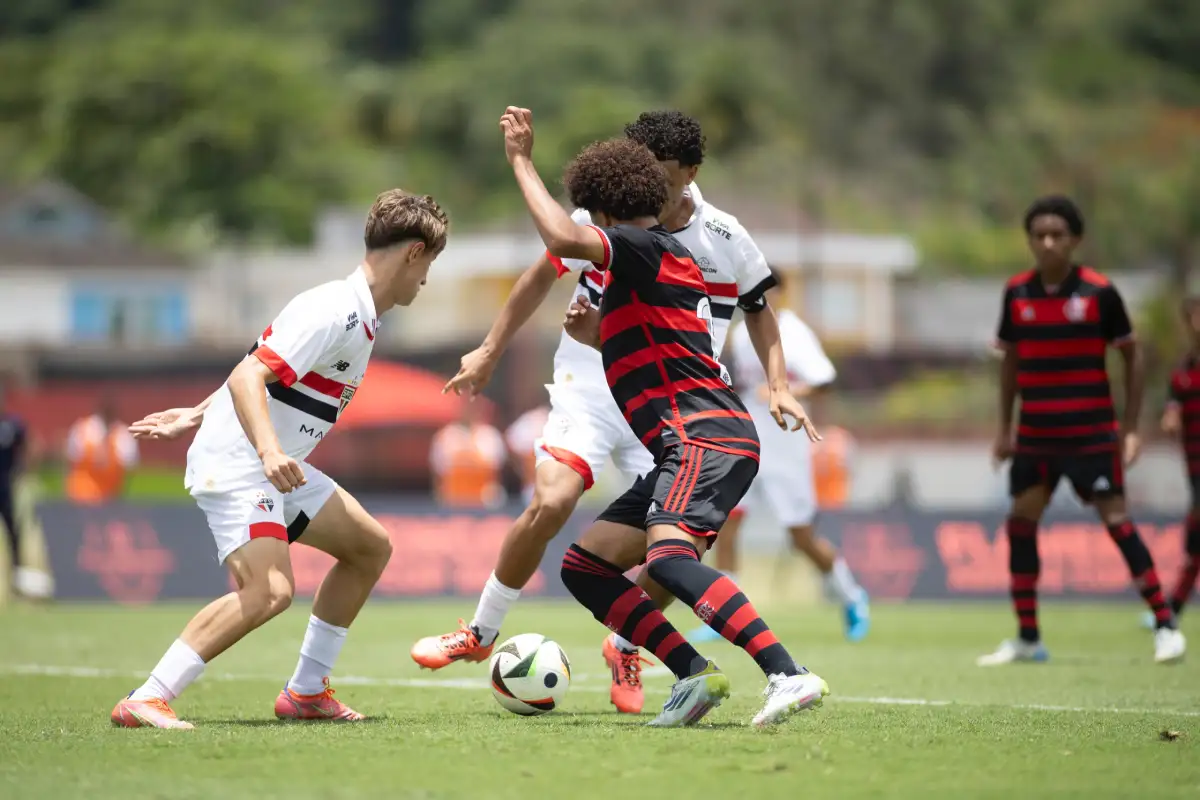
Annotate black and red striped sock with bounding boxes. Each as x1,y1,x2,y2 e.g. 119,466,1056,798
560,544,706,680
1107,520,1175,629
1169,515,1200,616
1007,517,1040,643
645,538,799,677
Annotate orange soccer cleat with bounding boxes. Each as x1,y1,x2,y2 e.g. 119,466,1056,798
603,634,650,714
274,678,365,722
111,696,194,730
410,619,494,670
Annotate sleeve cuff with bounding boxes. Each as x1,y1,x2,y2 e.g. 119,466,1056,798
254,345,298,386
585,225,612,271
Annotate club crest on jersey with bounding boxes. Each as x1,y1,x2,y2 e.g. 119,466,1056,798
253,491,274,513
338,385,357,417
1020,304,1035,321
1064,295,1089,322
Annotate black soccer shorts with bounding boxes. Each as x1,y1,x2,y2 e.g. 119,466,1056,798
597,443,758,541
1009,450,1124,503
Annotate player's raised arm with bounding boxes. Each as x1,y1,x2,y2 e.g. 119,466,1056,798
501,106,608,266
445,252,560,397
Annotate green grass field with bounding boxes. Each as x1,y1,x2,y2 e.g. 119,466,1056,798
1,601,1197,799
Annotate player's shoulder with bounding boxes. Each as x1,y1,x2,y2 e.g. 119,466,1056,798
1077,265,1113,288
1005,269,1037,290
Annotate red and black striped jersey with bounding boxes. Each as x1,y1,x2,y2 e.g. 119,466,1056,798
1167,354,1200,476
589,223,767,463
996,265,1133,453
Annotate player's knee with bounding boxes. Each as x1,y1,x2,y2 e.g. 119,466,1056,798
343,522,393,575
241,570,294,623
527,485,579,537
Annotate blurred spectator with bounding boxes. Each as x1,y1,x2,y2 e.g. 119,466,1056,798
430,401,507,509
64,397,138,504
0,383,52,599
505,405,549,504
813,422,855,510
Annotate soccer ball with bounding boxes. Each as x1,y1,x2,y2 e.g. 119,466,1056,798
488,633,571,716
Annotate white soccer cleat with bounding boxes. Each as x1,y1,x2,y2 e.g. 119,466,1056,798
1154,627,1186,664
976,638,1049,667
14,567,53,600
751,671,829,728
647,661,730,728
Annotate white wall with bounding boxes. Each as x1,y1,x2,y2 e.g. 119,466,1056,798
0,270,70,344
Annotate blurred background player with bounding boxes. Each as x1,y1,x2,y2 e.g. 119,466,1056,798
1150,296,1200,626
110,191,446,729
429,400,507,508
689,268,869,644
979,195,1186,666
411,110,780,716
0,382,49,600
505,405,549,503
64,396,138,505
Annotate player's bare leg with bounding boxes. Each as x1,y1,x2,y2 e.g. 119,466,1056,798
411,460,584,669
979,485,1052,666
1090,494,1185,664
112,537,295,729
787,523,870,641
274,486,392,721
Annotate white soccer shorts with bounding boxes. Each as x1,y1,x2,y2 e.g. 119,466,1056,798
534,380,655,489
191,464,338,564
732,400,818,528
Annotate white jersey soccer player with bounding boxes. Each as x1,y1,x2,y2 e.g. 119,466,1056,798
111,191,448,730
688,273,871,645
412,110,793,717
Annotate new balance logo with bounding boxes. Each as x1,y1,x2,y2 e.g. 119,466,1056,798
333,360,350,372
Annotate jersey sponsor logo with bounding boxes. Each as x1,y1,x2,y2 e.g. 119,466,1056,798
253,491,275,512
299,423,325,440
1020,304,1035,321
345,312,359,331
696,256,717,274
704,219,732,240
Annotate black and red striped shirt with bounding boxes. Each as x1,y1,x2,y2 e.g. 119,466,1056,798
589,224,763,463
996,265,1133,453
1168,354,1200,476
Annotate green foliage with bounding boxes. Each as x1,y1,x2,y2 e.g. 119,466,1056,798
1,0,1199,265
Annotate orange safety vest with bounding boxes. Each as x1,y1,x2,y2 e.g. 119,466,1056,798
430,423,505,508
66,417,132,504
812,425,853,509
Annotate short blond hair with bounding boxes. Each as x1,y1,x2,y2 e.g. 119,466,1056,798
363,190,448,254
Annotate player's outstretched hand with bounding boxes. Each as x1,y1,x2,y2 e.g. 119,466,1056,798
443,346,498,398
500,106,534,163
563,296,601,350
261,450,306,494
129,408,200,440
770,389,821,441
1162,405,1181,435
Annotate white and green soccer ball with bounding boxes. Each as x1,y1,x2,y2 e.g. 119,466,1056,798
488,633,572,716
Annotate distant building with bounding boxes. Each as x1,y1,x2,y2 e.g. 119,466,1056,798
0,180,190,348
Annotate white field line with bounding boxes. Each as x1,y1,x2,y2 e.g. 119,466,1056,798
5,663,1199,718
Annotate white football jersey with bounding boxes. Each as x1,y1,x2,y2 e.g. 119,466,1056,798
186,266,379,491
730,309,836,394
548,183,774,386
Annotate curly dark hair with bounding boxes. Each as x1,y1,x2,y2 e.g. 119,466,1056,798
623,110,706,166
562,139,668,221
1023,194,1084,237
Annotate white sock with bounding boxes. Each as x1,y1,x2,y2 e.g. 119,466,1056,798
130,639,206,702
470,572,521,645
826,557,865,606
287,615,349,696
610,633,637,653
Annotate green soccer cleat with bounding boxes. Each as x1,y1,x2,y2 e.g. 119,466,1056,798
647,661,731,728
